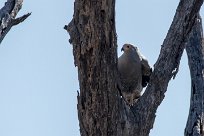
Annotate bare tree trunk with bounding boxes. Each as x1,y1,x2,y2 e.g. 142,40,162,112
66,0,203,136
66,1,119,135
185,15,204,136
0,0,31,44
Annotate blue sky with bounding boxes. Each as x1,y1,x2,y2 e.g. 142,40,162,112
0,0,203,136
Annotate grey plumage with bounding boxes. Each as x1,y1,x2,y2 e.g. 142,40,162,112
118,44,152,105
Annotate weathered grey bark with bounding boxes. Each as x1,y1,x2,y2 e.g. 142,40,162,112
0,0,31,44
66,0,203,136
185,15,204,136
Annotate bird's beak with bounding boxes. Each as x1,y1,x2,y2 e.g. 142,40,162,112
121,47,124,52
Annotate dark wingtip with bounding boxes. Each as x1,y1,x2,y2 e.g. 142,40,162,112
142,75,150,87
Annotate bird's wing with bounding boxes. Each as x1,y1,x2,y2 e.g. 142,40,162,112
141,57,152,87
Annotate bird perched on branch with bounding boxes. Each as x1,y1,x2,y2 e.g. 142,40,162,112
118,44,152,105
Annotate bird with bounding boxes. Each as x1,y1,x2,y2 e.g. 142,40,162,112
118,44,152,105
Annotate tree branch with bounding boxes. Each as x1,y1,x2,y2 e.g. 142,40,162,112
121,0,203,135
0,0,31,44
185,14,204,136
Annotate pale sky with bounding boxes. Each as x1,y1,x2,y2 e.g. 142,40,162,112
0,1,203,136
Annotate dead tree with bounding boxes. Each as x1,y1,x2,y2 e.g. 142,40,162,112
66,0,203,135
185,15,204,136
0,0,31,44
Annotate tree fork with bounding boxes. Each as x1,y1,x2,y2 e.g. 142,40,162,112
66,0,203,136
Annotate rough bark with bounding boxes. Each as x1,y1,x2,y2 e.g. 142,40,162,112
66,0,203,136
0,0,31,44
185,15,204,136
66,1,119,136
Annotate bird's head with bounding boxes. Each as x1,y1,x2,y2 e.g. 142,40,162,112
121,44,137,53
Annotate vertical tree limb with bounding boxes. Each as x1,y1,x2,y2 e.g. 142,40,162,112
67,1,119,135
0,0,31,44
185,15,204,136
